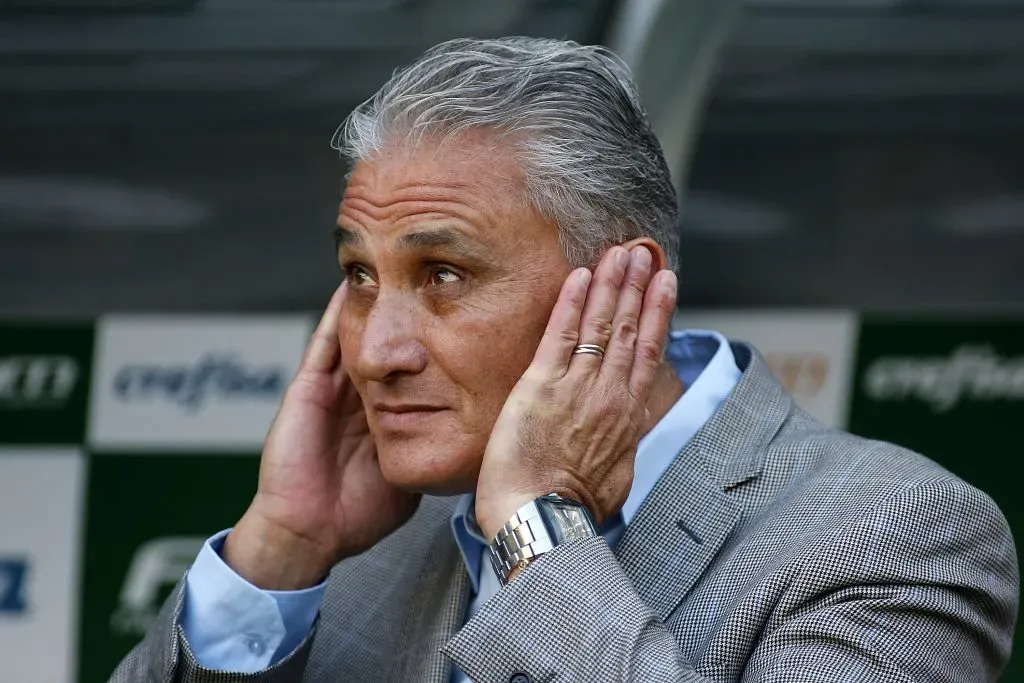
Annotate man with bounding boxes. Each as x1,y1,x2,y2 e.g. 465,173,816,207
111,37,1018,683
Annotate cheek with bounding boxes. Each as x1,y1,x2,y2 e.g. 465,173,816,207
438,290,556,411
337,308,364,377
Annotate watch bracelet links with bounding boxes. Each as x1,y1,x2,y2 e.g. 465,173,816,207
488,500,555,586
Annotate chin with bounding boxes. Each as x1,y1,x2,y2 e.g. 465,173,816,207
375,434,482,496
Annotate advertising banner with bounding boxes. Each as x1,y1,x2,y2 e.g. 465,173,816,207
0,324,94,444
674,310,859,428
87,316,312,451
0,449,86,683
848,318,1024,496
77,453,260,683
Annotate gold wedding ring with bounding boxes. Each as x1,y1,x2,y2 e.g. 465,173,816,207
572,344,605,358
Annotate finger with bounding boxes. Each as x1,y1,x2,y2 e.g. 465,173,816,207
570,246,630,370
529,268,592,377
601,245,654,378
300,283,347,374
628,270,677,401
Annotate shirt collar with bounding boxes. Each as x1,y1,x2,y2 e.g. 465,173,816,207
621,329,740,522
450,329,741,593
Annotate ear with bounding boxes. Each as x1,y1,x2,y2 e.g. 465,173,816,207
617,237,670,272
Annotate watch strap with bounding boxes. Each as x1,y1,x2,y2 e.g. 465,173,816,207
487,499,555,586
487,493,598,586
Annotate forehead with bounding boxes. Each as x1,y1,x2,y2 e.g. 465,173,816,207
336,131,565,261
340,132,524,217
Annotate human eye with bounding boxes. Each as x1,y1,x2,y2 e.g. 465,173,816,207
429,266,463,287
343,263,377,287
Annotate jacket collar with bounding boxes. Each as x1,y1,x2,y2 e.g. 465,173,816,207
613,342,793,620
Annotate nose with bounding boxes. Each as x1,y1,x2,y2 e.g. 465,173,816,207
351,291,428,382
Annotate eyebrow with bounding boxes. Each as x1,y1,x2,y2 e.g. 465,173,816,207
333,226,363,248
334,226,487,261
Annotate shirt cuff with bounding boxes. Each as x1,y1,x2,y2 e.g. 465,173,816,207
180,529,327,672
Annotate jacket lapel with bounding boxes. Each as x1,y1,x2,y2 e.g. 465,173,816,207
615,343,792,621
614,457,741,621
387,514,470,683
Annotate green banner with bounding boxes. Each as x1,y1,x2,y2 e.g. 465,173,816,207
0,324,93,444
848,317,1024,680
77,453,259,683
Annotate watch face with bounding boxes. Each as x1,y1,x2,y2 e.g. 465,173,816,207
548,501,596,543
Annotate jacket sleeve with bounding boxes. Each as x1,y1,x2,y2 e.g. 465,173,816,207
442,478,1018,683
443,536,714,683
741,478,1018,683
107,571,319,683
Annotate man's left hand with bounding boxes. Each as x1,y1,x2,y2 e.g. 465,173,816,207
475,245,677,539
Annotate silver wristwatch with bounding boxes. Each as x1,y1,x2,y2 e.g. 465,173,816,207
488,493,598,586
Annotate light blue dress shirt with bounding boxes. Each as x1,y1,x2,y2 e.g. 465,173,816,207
180,330,741,679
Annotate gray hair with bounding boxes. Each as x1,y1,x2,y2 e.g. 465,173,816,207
333,36,679,272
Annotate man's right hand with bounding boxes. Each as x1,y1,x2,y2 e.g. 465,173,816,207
222,283,421,590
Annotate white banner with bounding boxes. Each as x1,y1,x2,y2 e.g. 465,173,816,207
0,449,86,683
88,316,313,450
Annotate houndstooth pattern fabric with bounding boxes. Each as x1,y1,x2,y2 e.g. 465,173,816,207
109,342,1019,683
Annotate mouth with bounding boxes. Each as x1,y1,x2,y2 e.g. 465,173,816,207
371,403,448,431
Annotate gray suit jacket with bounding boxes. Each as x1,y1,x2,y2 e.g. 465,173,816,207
110,342,1019,682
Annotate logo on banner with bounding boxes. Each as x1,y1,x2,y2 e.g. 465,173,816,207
109,536,205,636
0,356,79,408
0,557,30,615
113,354,287,412
89,317,311,447
863,344,1024,413
765,353,830,397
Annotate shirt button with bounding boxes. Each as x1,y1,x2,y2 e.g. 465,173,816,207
247,637,266,656
509,674,532,683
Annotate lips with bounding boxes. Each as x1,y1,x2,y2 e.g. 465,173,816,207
371,403,447,432
372,403,446,414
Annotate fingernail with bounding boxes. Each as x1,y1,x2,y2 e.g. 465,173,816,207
615,248,629,269
632,246,651,268
577,268,591,284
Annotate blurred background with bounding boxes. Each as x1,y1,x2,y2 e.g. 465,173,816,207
0,1,1022,681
